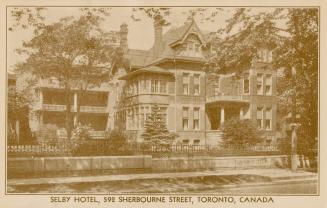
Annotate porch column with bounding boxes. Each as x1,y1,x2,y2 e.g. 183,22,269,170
220,106,225,126
73,115,77,127
73,93,78,112
39,113,43,126
240,107,243,119
39,90,43,106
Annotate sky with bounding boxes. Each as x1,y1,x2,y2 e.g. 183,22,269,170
6,7,280,71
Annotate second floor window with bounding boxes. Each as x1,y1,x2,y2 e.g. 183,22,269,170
194,74,200,95
160,80,167,93
193,107,200,130
257,107,263,130
265,74,272,95
256,73,263,95
243,74,250,94
183,73,189,95
265,107,272,130
151,80,159,93
182,107,189,130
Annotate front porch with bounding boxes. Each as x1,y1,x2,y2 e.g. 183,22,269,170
206,103,249,130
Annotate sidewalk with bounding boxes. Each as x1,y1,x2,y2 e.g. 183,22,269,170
8,168,317,186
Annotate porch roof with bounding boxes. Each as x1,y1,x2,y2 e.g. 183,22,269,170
118,65,173,80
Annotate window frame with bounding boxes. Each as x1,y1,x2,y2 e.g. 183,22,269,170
193,74,200,95
257,107,264,130
182,107,189,130
256,73,263,95
193,107,200,130
182,73,190,95
243,74,250,94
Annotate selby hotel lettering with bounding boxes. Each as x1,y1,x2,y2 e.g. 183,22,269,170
25,16,277,145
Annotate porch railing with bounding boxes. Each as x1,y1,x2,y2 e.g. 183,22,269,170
206,94,247,103
35,103,108,113
80,106,108,113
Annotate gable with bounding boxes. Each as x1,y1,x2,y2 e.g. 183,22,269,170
170,21,205,47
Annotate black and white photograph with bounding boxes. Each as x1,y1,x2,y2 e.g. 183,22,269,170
1,1,325,207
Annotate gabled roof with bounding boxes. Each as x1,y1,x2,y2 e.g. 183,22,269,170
125,49,152,68
124,18,210,70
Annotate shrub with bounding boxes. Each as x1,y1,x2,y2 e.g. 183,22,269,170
221,118,262,147
71,129,132,156
141,105,178,150
35,124,59,145
72,123,93,140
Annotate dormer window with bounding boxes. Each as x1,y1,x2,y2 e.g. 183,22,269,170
187,42,194,51
195,43,200,52
258,49,273,63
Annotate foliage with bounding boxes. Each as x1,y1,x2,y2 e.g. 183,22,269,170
131,7,224,25
141,105,177,149
104,129,129,151
71,129,132,156
221,118,262,146
36,124,59,144
208,8,318,152
72,123,93,140
13,9,124,139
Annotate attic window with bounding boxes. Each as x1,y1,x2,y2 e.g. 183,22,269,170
195,43,200,52
187,42,194,51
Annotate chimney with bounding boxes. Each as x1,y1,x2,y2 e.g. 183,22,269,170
119,23,128,52
153,15,163,57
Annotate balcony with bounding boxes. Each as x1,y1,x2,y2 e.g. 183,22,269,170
38,79,110,92
206,94,249,105
35,104,68,111
35,103,108,113
80,106,108,113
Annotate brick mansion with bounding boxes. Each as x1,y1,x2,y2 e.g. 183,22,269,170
9,16,278,146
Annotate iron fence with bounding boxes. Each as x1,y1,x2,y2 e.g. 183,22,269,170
7,140,280,158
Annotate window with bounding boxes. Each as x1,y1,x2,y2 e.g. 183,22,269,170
140,107,145,128
258,49,273,63
257,107,263,130
141,78,147,92
187,42,194,51
265,107,272,130
182,139,189,145
182,107,189,130
134,81,138,95
195,43,200,52
193,139,200,145
256,73,263,95
243,73,250,94
160,80,167,93
193,107,200,130
265,74,272,95
135,107,139,129
194,74,200,95
182,73,189,95
151,80,159,93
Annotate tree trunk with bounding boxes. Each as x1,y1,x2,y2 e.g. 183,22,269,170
65,87,72,139
75,91,81,127
15,120,20,144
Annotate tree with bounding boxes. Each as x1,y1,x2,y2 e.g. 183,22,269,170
141,105,177,148
200,8,318,154
7,83,34,144
14,10,123,139
221,118,262,147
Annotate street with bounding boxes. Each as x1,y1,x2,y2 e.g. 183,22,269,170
7,173,318,194
205,180,318,194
